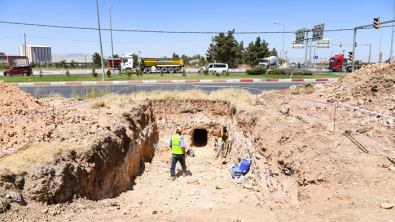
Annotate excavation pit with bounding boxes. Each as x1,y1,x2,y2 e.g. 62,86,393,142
191,129,208,147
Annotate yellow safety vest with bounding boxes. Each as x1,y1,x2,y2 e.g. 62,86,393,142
218,128,229,142
171,135,183,154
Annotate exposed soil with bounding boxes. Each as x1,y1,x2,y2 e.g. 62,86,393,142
1,63,395,221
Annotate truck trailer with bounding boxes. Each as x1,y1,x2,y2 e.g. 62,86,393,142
121,53,184,73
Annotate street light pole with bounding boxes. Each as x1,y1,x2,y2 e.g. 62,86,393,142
110,5,114,74
274,23,285,68
95,0,106,81
84,53,86,69
138,51,141,69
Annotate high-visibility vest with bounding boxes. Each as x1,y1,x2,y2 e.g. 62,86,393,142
171,135,184,154
218,128,228,142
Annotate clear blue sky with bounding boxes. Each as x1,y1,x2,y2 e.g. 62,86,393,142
0,0,394,62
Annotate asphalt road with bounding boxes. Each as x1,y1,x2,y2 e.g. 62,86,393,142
19,82,310,98
28,68,333,76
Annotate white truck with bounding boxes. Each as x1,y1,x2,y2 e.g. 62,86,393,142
121,53,134,73
258,56,278,69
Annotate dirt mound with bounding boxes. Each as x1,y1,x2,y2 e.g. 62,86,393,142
290,82,315,95
0,81,45,118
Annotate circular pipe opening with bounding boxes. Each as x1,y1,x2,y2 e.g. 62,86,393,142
192,129,208,147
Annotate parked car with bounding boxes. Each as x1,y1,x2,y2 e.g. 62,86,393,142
199,63,228,73
3,65,33,76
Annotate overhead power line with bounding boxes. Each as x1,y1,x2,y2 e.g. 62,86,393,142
27,35,211,43
0,21,393,34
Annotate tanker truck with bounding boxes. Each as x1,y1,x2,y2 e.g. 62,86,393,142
258,56,278,69
121,53,184,73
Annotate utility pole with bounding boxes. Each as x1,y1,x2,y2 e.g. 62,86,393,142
110,5,114,74
342,50,346,73
24,33,29,65
368,44,371,64
379,29,383,63
274,23,285,68
304,30,309,69
309,39,312,68
95,0,106,81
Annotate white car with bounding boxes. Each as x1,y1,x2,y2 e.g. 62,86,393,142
199,63,228,73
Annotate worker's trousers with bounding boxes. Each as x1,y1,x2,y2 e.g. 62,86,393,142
170,154,187,177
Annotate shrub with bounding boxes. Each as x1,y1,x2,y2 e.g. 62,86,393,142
91,72,98,77
182,69,186,77
39,69,43,77
246,67,267,75
203,69,209,75
136,70,143,76
66,70,70,77
268,69,279,75
269,68,313,75
125,70,132,78
106,69,112,78
91,68,96,74
160,69,164,76
226,70,229,76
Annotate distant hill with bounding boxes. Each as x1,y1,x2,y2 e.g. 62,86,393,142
52,53,105,62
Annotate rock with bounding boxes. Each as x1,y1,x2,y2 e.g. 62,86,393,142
41,209,49,214
357,100,365,105
187,178,198,184
280,105,290,115
380,203,395,209
215,184,223,189
389,167,395,172
152,210,158,214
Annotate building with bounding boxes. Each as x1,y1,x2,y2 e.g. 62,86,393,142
19,45,52,64
0,55,28,66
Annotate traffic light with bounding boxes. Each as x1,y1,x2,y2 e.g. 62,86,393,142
355,42,357,48
339,42,342,47
348,52,353,62
373,17,380,29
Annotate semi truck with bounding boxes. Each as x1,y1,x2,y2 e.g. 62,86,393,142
258,56,277,69
121,53,184,73
329,53,361,72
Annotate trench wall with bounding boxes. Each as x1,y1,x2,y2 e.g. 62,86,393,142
23,101,159,204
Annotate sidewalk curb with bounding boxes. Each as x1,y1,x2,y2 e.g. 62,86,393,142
11,79,337,86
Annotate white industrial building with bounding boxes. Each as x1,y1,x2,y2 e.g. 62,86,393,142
19,45,52,64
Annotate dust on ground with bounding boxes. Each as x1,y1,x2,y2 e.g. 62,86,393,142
1,63,395,221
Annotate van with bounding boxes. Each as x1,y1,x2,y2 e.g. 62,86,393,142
200,63,228,74
3,65,33,76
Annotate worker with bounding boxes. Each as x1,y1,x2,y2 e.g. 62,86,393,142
215,124,229,158
169,126,187,181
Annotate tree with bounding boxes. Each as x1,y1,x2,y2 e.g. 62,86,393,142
181,54,189,65
199,57,207,66
92,52,102,68
172,53,180,58
205,30,240,68
70,60,76,69
113,54,119,58
132,53,139,68
244,37,271,67
236,41,245,65
271,48,278,57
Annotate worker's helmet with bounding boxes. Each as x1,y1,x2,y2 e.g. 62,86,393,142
223,124,227,128
176,127,182,133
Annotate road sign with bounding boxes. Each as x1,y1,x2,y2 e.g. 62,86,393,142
312,23,325,41
315,55,318,59
316,38,331,48
292,39,305,48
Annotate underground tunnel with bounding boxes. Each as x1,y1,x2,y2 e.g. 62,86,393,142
192,129,208,147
